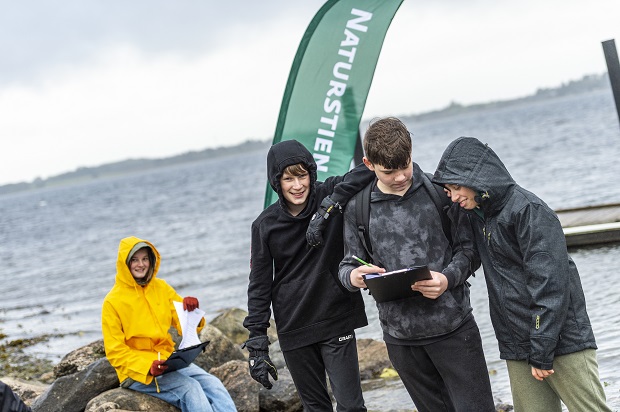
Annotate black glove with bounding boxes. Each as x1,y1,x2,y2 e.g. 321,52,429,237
306,196,342,248
242,336,278,389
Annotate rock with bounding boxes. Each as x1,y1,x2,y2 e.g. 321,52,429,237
84,388,179,412
0,377,48,407
257,367,302,412
356,338,392,380
23,309,438,412
193,324,245,371
209,308,252,345
268,339,286,369
53,339,106,379
210,308,278,346
209,360,258,412
31,357,118,412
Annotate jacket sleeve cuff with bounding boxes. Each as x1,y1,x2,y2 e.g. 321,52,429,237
339,267,358,292
528,356,554,371
441,268,456,289
528,338,556,370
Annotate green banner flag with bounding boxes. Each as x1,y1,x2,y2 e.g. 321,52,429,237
264,0,404,208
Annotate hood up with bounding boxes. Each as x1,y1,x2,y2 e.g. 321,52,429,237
116,236,161,287
432,137,516,214
267,139,318,206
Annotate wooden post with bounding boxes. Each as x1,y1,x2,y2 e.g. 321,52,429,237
602,39,620,129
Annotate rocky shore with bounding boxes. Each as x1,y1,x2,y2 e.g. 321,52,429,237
1,308,514,412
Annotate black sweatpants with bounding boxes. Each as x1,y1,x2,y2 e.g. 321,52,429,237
386,321,495,412
282,332,366,412
0,380,32,412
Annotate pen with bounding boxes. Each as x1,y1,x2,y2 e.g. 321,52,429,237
155,352,162,393
352,255,372,267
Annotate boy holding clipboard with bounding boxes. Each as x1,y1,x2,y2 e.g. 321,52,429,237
337,118,495,412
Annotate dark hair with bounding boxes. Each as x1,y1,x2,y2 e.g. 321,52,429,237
364,117,412,169
145,247,156,268
282,163,309,177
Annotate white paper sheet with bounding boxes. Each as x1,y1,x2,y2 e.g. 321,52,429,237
173,301,205,349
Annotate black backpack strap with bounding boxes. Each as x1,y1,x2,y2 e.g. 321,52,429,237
355,180,375,263
422,173,452,245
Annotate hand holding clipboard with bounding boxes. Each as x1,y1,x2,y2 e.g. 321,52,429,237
348,255,385,289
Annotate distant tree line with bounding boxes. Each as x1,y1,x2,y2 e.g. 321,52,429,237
401,73,610,123
0,140,270,196
0,73,611,196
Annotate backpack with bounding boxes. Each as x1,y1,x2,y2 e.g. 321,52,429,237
355,172,452,263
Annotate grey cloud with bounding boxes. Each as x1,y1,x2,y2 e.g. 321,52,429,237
0,1,321,86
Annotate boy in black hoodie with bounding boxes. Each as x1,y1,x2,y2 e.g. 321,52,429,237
243,139,374,411
433,136,610,412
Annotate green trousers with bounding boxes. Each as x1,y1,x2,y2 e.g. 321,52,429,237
506,349,611,412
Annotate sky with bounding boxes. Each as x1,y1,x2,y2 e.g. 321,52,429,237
1,0,619,186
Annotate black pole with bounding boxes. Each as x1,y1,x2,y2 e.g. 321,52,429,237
354,132,364,165
602,39,620,129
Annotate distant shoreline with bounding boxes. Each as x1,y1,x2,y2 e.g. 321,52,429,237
1,73,611,197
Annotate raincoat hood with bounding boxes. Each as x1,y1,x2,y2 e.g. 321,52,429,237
267,139,318,203
117,236,160,287
433,137,516,214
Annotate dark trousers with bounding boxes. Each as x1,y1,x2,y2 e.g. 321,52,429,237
282,332,366,412
0,380,32,412
386,322,495,412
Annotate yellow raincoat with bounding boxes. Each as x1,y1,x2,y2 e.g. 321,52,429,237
102,236,204,385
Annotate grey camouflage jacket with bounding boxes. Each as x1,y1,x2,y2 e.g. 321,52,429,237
339,162,480,341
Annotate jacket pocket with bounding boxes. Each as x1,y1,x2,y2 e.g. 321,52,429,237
273,270,353,330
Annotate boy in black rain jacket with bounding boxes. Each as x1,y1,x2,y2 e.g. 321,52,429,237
433,136,610,412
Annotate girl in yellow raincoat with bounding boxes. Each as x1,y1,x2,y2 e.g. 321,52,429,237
102,236,236,412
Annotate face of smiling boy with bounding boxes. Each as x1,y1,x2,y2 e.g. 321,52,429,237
129,248,150,280
280,170,310,216
444,184,479,210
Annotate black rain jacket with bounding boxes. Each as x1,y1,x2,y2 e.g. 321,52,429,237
433,136,596,369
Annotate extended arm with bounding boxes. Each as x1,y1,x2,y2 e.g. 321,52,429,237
243,221,274,338
517,204,570,371
441,204,481,288
307,162,375,247
242,221,279,389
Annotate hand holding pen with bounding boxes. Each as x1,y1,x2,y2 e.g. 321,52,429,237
350,255,385,289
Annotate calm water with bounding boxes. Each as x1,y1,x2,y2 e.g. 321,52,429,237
1,89,619,410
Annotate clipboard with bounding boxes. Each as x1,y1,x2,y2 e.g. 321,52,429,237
362,266,432,303
162,341,210,373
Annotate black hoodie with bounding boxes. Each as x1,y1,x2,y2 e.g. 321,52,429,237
433,137,596,369
243,140,372,351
